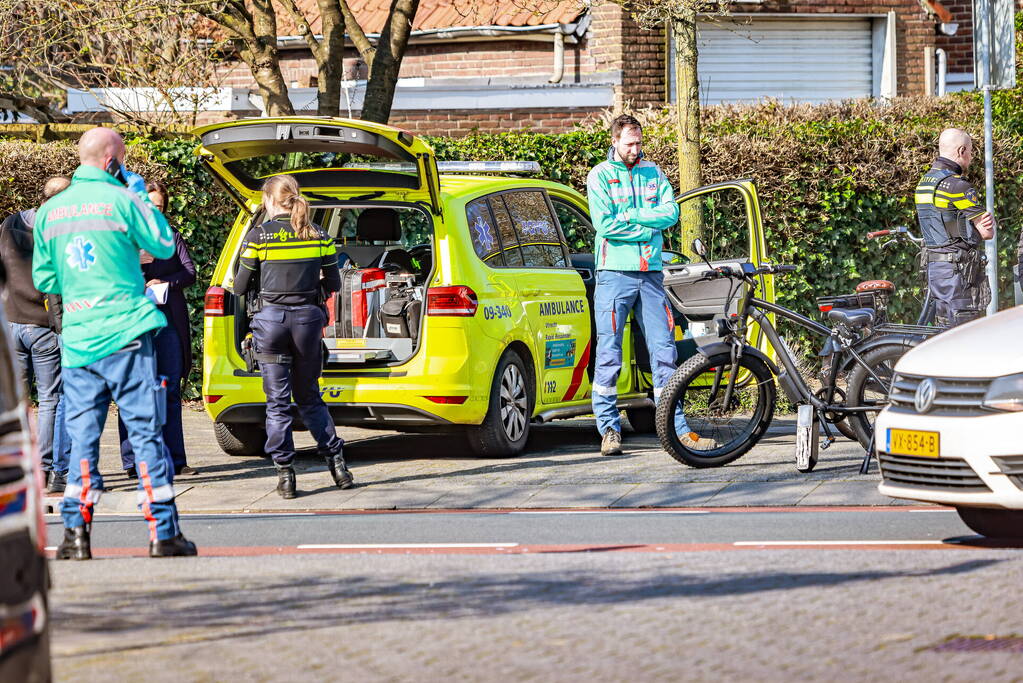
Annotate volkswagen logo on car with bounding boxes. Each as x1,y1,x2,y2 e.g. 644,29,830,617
914,377,937,414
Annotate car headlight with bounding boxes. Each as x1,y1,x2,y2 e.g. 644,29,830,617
983,373,1023,412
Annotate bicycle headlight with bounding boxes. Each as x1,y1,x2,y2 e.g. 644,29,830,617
983,373,1023,412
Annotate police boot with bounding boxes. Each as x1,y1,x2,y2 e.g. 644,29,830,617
150,534,198,558
325,451,354,490
277,467,297,499
55,526,91,561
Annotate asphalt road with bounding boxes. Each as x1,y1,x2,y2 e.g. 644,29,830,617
45,507,982,552
47,508,1023,682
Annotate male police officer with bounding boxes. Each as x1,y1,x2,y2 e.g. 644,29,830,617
915,128,996,327
33,127,196,559
587,115,710,456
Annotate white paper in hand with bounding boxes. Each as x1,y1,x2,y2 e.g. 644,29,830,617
145,282,170,305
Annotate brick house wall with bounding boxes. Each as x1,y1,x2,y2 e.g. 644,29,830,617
936,0,975,74
207,0,990,133
935,0,1023,82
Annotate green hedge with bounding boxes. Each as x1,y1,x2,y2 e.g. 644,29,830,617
6,75,1023,398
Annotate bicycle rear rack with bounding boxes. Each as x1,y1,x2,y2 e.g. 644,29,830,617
875,323,945,337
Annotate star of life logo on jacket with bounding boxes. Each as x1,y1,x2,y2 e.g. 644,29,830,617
66,236,96,271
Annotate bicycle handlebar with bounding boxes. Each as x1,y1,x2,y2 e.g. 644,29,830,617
866,226,924,247
708,263,796,279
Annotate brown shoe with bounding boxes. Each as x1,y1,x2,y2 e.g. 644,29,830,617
680,432,718,451
600,429,623,456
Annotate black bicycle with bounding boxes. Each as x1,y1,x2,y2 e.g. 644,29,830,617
813,226,944,442
654,239,926,470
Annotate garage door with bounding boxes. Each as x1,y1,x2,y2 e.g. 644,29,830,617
669,18,877,105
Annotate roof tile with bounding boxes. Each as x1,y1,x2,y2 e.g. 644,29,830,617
281,0,582,36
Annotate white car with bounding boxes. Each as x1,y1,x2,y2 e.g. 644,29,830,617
875,306,1023,539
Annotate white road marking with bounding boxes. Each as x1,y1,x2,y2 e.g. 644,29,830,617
908,509,956,512
296,543,520,549
733,540,943,546
509,510,710,515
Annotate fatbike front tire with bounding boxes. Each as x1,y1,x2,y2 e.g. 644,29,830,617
655,350,776,468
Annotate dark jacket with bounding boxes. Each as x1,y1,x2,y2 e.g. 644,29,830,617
914,157,985,252
234,217,340,305
144,230,196,373
0,209,61,330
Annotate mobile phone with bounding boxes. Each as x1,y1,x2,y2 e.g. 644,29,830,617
105,159,127,186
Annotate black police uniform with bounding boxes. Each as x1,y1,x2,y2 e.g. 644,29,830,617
234,215,352,489
914,156,991,327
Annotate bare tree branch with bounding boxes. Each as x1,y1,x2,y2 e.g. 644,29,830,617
338,0,377,66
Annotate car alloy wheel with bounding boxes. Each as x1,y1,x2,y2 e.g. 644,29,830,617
500,363,528,442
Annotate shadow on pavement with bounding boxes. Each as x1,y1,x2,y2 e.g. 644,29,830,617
52,558,1001,659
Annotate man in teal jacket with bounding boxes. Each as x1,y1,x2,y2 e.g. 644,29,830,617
587,114,707,455
33,127,196,559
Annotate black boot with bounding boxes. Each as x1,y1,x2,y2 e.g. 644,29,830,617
277,467,297,499
325,451,354,490
149,534,198,558
55,526,91,561
45,470,67,494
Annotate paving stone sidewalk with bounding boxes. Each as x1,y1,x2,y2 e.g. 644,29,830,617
43,405,914,513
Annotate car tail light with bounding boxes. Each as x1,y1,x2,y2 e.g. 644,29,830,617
204,395,223,404
423,395,469,404
205,286,227,316
818,303,833,313
426,286,478,317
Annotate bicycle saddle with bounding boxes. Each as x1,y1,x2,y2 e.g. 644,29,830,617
828,307,874,328
855,279,895,294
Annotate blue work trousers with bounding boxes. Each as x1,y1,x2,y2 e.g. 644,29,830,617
118,325,186,471
61,332,181,541
10,323,70,474
252,305,343,467
592,270,689,436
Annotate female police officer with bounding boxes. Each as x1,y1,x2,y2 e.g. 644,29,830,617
233,175,353,498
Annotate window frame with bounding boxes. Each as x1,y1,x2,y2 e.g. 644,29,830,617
549,196,594,255
465,188,574,271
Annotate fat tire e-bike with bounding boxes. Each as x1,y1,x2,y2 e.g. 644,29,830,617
654,243,924,471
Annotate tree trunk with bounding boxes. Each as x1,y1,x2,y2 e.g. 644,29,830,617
672,10,702,256
239,42,294,116
360,0,419,124
216,1,293,117
315,0,345,116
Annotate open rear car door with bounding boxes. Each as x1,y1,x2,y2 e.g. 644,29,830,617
663,179,775,361
192,117,442,215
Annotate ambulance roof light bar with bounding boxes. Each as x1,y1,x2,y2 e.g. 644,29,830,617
342,161,541,175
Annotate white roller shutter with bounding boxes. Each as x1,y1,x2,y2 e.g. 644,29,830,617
669,18,877,105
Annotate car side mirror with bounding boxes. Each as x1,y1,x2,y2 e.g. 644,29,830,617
692,238,707,258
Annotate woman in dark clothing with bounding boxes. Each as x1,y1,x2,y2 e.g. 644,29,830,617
121,181,198,477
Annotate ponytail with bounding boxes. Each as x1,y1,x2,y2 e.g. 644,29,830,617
262,175,316,239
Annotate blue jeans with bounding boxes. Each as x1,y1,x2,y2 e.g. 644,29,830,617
10,322,70,473
251,305,343,467
591,270,689,436
118,325,186,470
61,331,181,541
